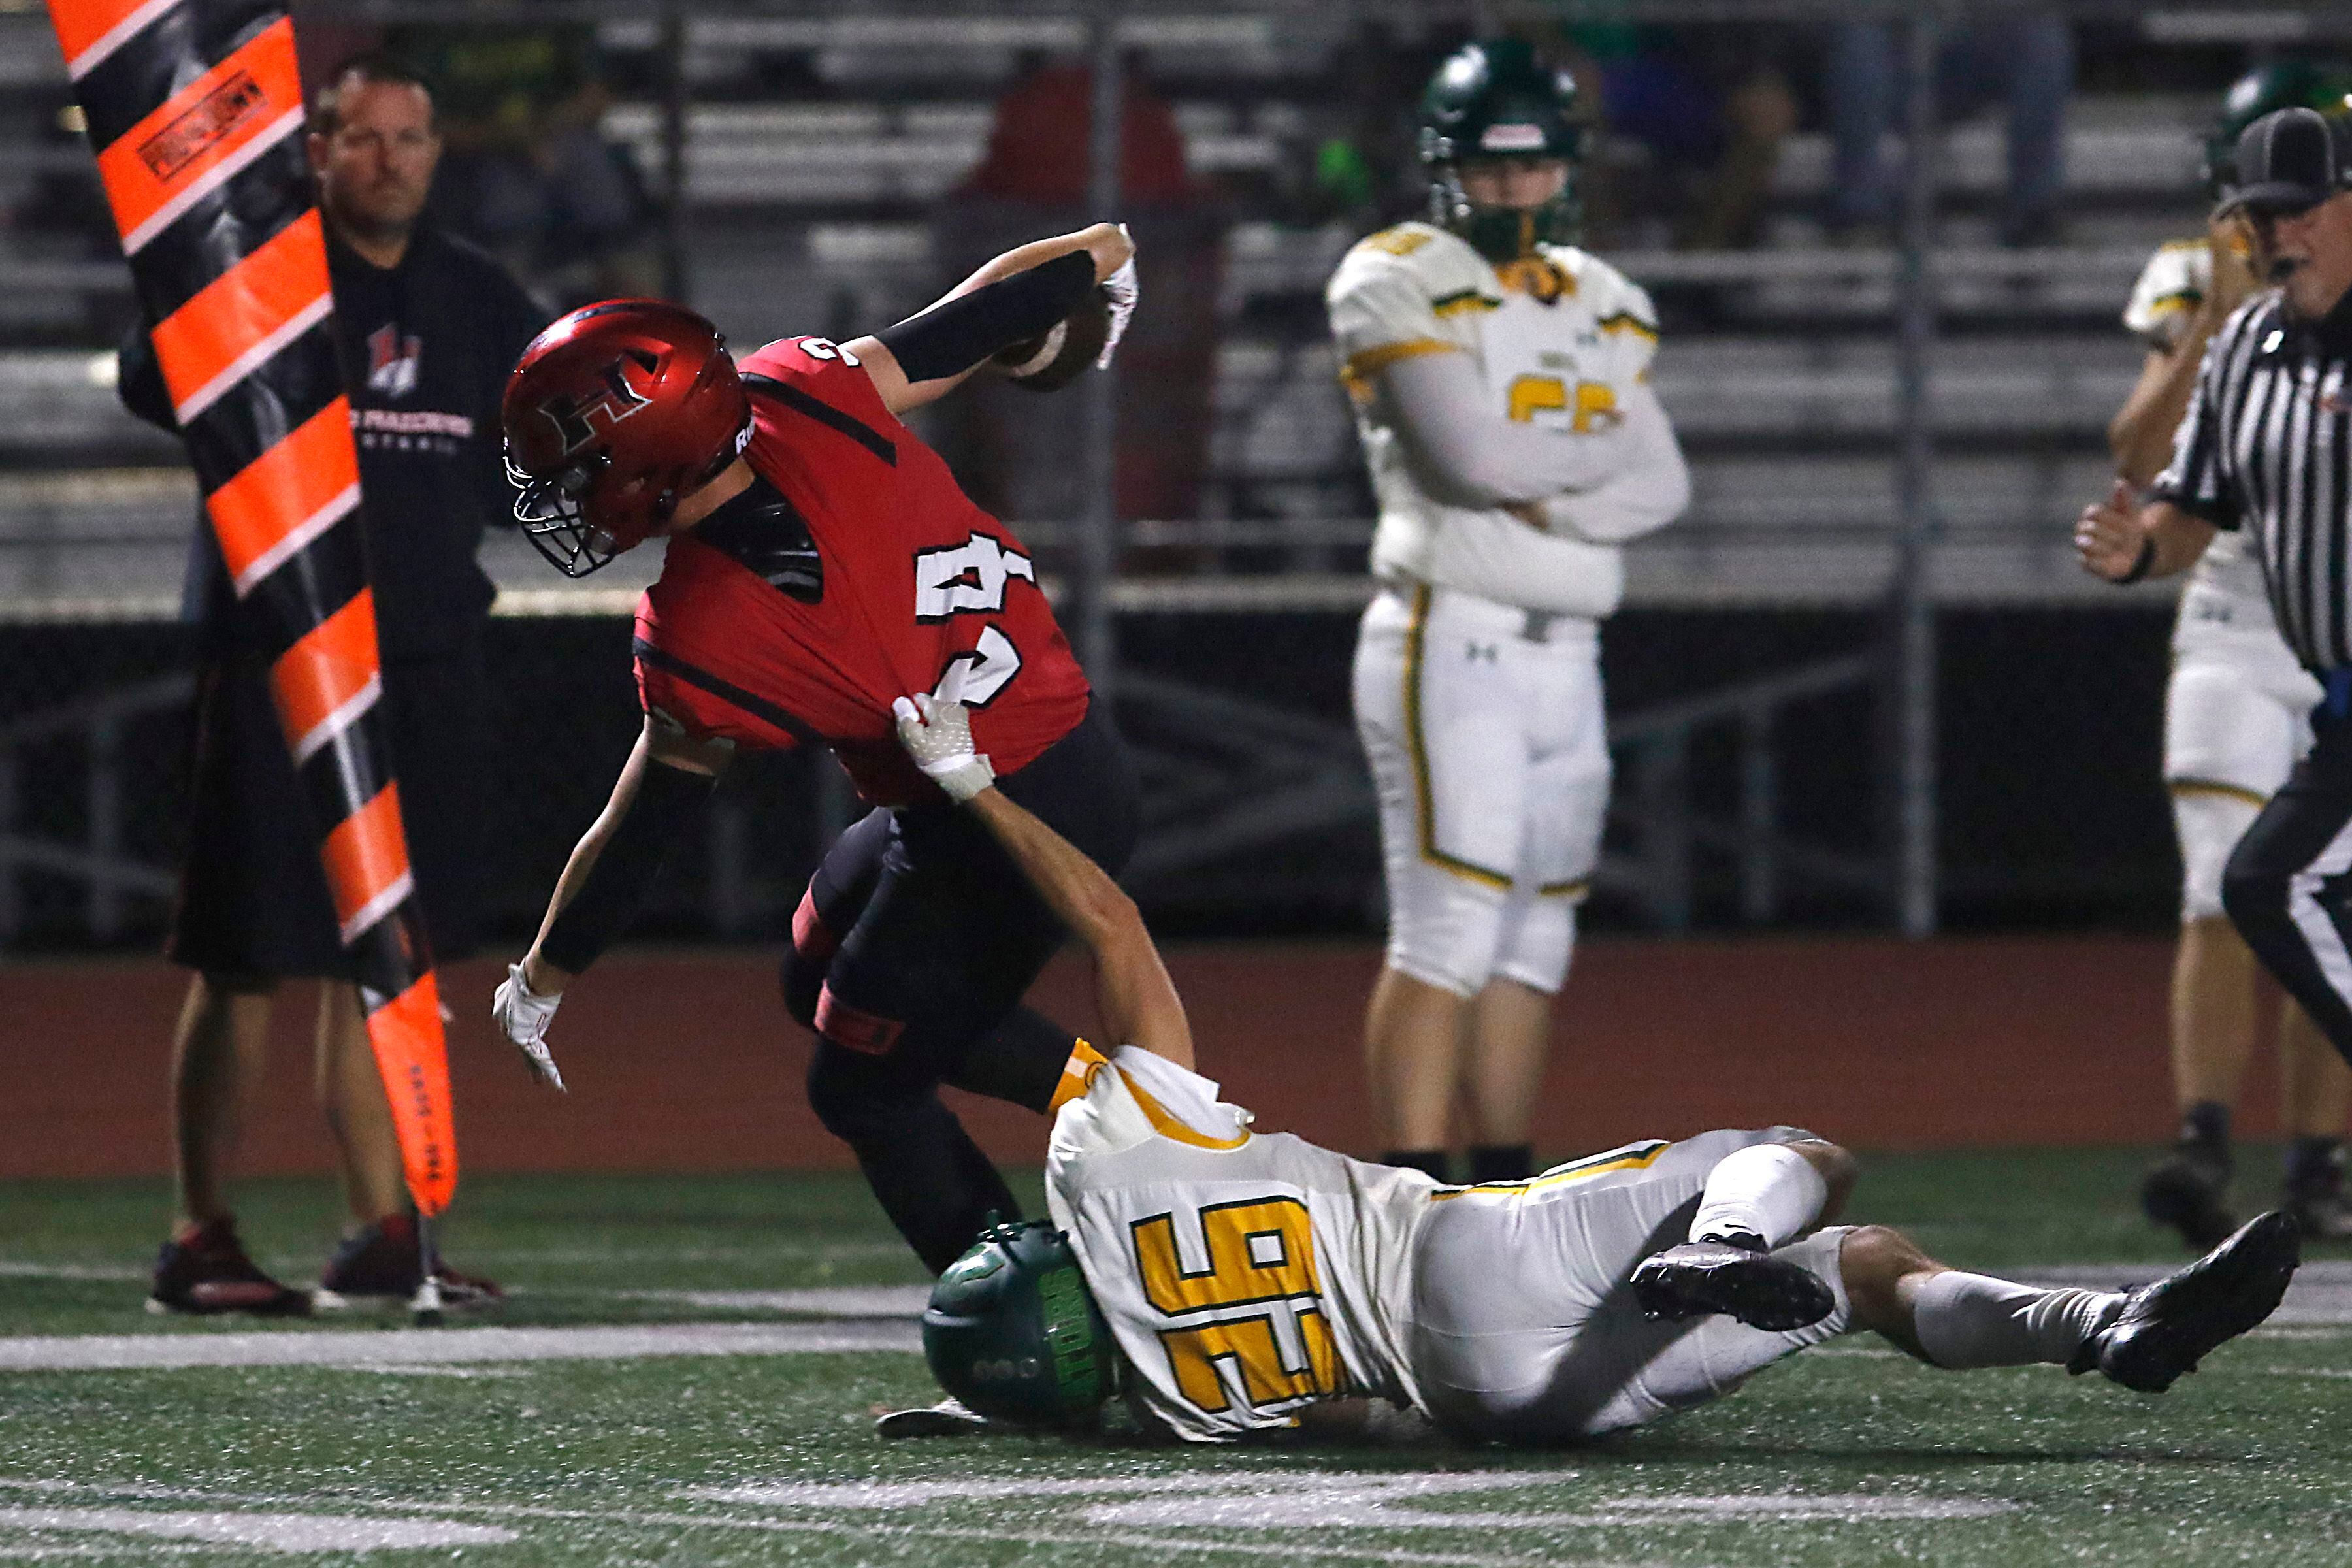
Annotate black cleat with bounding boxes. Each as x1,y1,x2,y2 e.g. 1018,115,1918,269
2286,1163,2352,1241
2070,1210,2300,1394
1631,1236,1836,1333
2140,1144,2238,1252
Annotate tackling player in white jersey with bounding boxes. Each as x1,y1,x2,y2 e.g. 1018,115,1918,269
2107,63,2352,1249
880,685,2298,1446
1326,40,1690,1188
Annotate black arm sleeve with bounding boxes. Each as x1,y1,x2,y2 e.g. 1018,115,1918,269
875,250,1096,384
116,320,176,433
538,760,718,974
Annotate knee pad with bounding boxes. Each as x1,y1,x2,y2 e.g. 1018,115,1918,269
778,886,842,1028
1494,896,1577,995
1385,866,1508,998
2174,788,2261,923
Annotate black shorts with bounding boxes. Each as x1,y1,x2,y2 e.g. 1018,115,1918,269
783,704,1141,1086
167,644,492,981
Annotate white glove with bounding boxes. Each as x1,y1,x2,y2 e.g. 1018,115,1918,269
492,962,567,1092
892,689,995,803
1097,225,1137,370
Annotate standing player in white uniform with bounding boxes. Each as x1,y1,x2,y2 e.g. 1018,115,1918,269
2108,64,2352,1249
881,686,2298,1444
1327,41,1690,1187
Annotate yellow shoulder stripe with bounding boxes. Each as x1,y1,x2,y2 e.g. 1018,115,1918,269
1047,1038,1110,1117
1119,1066,1250,1151
1339,338,1458,392
1596,310,1659,342
1432,289,1499,318
1360,226,1433,258
2145,289,2203,315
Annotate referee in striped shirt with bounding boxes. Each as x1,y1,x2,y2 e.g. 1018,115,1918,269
2081,105,2352,1071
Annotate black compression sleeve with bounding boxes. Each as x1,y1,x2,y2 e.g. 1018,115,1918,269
539,760,717,974
875,250,1096,383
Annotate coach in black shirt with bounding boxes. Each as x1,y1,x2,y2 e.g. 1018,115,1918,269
122,54,547,1315
2082,105,2352,1090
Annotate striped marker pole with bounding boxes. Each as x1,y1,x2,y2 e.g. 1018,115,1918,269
47,0,458,1309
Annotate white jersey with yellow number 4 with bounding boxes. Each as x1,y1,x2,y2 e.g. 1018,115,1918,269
2125,238,2282,650
1326,220,1661,616
1044,1045,1435,1443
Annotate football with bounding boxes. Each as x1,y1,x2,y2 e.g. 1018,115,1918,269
992,284,1113,393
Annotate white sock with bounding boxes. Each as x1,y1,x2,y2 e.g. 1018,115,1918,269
1690,1144,1829,1249
1909,1271,2125,1369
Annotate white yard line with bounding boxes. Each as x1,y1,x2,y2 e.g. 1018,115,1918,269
621,1285,930,1316
0,1479,1673,1568
0,1507,510,1553
0,1319,917,1373
0,1264,143,1283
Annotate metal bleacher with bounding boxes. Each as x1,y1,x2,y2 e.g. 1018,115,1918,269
0,3,2247,941
0,5,2212,623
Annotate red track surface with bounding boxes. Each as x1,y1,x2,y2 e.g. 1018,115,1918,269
0,935,2252,1181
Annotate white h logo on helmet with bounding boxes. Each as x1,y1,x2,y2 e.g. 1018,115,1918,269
1480,123,1548,152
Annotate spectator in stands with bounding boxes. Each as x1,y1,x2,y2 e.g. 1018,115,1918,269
1303,22,1437,231
933,54,1226,539
119,56,547,1316
1823,16,2074,247
390,24,658,308
1548,17,1801,251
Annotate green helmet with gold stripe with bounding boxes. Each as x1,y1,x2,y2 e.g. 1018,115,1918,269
2208,60,2352,197
922,1218,1115,1427
1418,38,1584,260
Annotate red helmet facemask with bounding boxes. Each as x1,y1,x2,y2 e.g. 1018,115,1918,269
500,299,753,577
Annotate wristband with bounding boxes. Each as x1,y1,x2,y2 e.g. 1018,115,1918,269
2115,537,2157,585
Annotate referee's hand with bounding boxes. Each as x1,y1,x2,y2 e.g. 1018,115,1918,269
2076,479,2151,582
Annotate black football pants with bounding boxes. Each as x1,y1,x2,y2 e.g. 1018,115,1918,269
779,705,1140,1272
2225,672,2352,1070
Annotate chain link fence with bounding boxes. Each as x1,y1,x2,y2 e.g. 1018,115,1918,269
0,0,2281,952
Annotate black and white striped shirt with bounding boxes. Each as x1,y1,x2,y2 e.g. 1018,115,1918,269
2156,290,2352,671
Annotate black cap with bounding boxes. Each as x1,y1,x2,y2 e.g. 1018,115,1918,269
2229,105,2348,215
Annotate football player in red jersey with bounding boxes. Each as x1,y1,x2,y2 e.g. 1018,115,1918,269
489,223,1142,1271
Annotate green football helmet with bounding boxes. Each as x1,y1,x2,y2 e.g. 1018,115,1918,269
1418,37,1584,261
2208,59,2352,197
921,1218,1115,1427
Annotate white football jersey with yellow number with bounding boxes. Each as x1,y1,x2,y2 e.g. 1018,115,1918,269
1326,220,1661,617
2123,240,2278,645
1045,1047,1435,1444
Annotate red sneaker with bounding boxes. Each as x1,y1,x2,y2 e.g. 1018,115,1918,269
315,1212,503,1311
148,1217,311,1316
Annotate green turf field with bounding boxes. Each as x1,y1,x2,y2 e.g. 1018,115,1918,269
3,1148,2349,1566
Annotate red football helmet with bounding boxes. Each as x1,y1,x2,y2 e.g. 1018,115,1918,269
500,299,753,576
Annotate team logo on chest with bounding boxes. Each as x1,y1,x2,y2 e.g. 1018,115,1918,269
366,322,422,399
